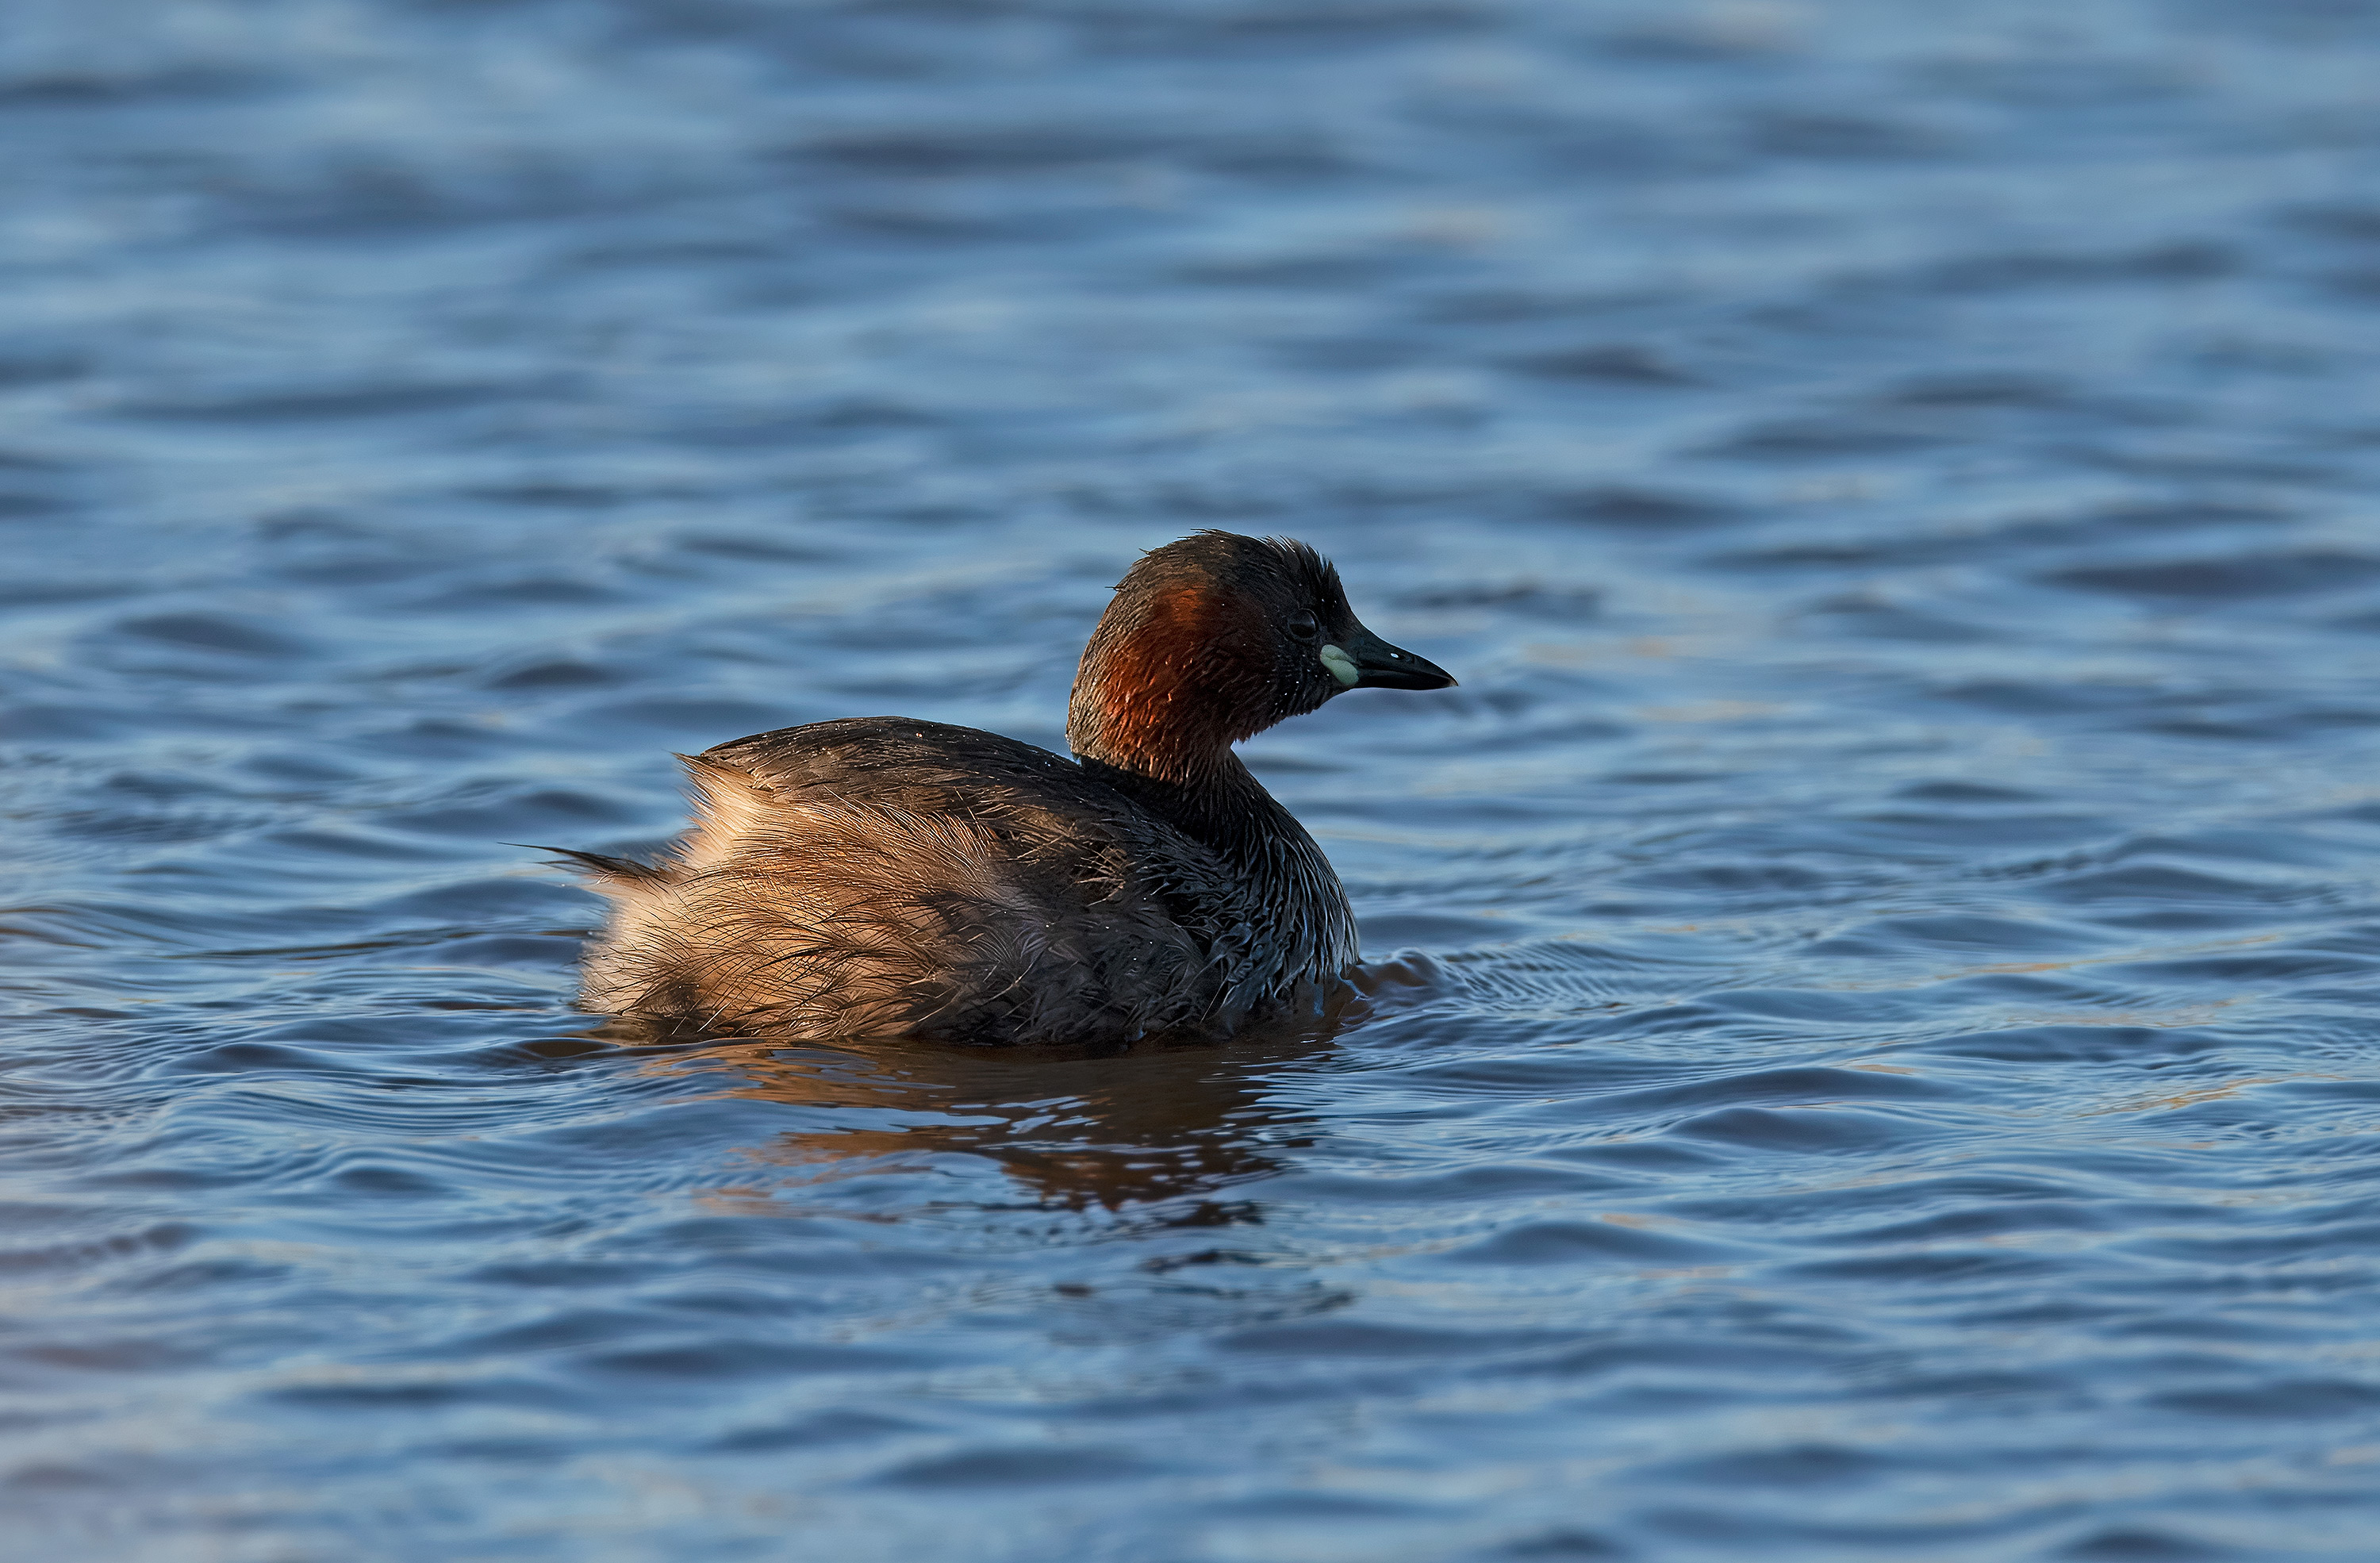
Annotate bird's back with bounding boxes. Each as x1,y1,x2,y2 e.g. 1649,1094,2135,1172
574,719,1283,1044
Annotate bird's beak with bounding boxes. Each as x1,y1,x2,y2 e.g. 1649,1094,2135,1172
1330,624,1457,691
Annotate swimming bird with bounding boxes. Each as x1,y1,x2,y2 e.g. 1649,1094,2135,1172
555,531,1455,1045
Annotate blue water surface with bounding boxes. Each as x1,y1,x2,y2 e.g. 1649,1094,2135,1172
7,1,2380,1558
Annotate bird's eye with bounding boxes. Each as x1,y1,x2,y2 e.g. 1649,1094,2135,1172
1288,609,1320,643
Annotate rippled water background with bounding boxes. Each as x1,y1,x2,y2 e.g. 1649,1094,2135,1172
9,1,2380,1557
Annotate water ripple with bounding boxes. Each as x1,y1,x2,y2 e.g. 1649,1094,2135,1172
6,0,2380,1558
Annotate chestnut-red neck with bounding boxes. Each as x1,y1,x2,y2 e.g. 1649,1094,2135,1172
1067,584,1268,787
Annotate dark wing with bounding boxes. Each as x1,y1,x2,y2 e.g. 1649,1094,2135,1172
705,717,1096,804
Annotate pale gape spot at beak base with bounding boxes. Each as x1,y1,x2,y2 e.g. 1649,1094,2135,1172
1319,643,1360,686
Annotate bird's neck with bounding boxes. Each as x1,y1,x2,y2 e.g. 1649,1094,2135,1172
1077,745,1275,858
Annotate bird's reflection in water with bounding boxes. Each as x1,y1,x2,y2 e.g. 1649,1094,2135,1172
607,955,1445,1212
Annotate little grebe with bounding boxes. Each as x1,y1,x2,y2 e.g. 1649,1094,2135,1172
557,531,1454,1044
